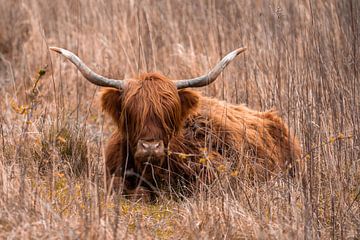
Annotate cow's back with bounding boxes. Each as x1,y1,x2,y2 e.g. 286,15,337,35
185,96,301,180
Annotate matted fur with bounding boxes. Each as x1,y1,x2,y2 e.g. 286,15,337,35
101,72,301,197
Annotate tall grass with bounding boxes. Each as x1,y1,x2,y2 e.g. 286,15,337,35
0,0,359,238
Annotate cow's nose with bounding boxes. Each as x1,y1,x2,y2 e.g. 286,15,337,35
139,140,163,151
136,139,165,158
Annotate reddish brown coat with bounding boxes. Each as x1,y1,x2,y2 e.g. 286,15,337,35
101,72,301,196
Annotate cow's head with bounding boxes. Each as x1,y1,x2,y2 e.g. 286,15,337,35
50,47,246,170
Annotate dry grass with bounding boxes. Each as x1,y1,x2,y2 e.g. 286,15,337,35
0,0,359,239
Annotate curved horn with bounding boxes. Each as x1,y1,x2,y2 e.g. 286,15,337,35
174,47,246,89
49,47,124,89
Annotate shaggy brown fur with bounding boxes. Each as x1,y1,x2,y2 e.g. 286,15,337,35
102,72,301,198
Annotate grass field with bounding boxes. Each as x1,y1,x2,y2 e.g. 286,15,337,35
0,0,359,239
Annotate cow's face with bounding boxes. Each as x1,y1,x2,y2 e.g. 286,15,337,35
101,73,199,169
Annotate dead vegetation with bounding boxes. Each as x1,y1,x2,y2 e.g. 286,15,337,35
0,0,359,239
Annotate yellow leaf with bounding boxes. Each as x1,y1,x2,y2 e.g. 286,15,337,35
178,153,187,159
199,147,208,152
199,158,207,164
338,133,345,139
217,164,226,172
10,100,29,114
56,172,64,178
57,136,67,143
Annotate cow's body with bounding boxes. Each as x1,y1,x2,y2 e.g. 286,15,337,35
50,47,301,199
103,73,301,197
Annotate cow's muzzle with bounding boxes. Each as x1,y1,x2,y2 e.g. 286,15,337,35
134,139,165,165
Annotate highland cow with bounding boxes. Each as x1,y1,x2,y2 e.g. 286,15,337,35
50,47,301,199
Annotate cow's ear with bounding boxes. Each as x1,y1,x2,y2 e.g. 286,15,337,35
178,89,200,119
101,88,123,123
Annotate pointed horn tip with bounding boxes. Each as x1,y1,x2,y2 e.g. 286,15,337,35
235,47,247,54
49,47,63,54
